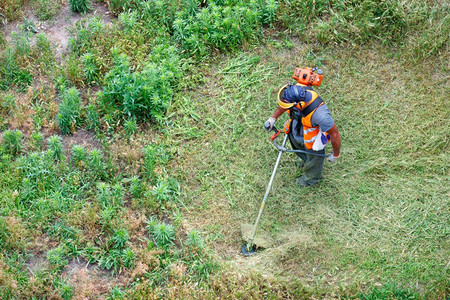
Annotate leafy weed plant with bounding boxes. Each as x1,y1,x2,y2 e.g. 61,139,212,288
99,47,180,123
129,176,143,198
111,228,129,249
123,118,138,138
2,129,23,156
85,103,101,131
146,220,175,250
30,131,44,151
81,52,100,84
142,144,170,180
57,87,82,135
69,0,92,13
71,144,87,169
47,246,68,271
98,247,135,274
47,135,64,161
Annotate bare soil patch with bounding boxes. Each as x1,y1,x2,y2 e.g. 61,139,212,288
62,129,102,153
1,1,114,60
63,258,128,299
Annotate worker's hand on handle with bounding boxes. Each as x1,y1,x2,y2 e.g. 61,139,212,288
265,117,277,131
327,154,339,163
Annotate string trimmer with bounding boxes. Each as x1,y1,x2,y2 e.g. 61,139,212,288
241,122,329,256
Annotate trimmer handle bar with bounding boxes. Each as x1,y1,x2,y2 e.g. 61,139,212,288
264,122,330,157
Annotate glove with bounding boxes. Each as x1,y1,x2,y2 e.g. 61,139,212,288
327,154,339,163
265,117,276,131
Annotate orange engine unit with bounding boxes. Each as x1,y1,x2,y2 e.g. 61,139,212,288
293,67,323,87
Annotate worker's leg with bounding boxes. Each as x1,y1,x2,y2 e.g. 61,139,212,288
288,117,325,185
296,150,325,187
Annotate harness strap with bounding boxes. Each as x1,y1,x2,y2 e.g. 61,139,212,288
301,96,324,117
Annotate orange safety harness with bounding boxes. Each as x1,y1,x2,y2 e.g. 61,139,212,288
282,84,327,150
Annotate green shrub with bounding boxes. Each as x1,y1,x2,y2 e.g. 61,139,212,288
47,246,68,270
138,0,180,31
99,47,180,122
129,176,142,198
48,221,79,241
111,228,129,249
11,30,32,57
33,33,55,69
65,55,84,86
0,93,15,115
173,3,259,56
57,87,82,135
142,144,170,180
118,11,139,34
17,151,59,202
71,144,87,168
123,118,138,138
85,103,101,131
68,17,107,56
151,178,171,207
142,144,158,179
97,182,124,209
99,206,116,232
88,149,106,180
57,280,74,300
146,220,175,250
47,135,64,161
69,0,92,13
186,230,204,249
81,52,99,84
1,129,23,156
251,0,279,25
30,131,44,151
98,247,135,274
106,0,139,16
107,286,126,299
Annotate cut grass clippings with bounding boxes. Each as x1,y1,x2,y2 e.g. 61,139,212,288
165,40,449,298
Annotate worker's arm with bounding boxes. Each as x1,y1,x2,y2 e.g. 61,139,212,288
327,123,341,162
271,105,287,119
266,106,287,130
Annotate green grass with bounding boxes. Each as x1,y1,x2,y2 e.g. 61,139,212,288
0,0,448,298
164,41,449,297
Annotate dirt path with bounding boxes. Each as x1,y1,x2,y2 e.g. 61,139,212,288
1,1,113,60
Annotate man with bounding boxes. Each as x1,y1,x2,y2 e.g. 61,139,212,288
265,71,341,187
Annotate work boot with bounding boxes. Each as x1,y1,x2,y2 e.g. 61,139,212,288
295,175,318,188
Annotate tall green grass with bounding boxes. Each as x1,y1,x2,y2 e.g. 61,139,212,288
278,0,449,60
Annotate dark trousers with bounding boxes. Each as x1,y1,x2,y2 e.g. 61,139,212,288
288,118,325,186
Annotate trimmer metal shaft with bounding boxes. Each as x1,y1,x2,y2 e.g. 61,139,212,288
246,133,289,253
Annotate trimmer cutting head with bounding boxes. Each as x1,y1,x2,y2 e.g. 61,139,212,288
241,243,256,256
240,223,274,256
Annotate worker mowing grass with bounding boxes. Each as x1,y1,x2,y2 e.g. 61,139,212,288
266,67,341,187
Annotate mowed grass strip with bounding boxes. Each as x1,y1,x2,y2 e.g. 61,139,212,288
167,39,449,297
